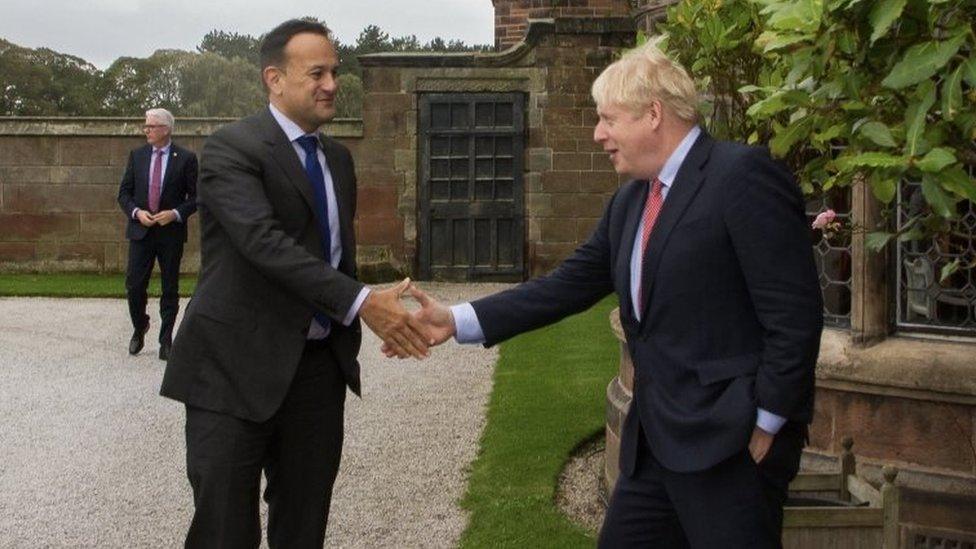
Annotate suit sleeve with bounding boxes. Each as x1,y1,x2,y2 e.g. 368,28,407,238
723,148,823,420
174,152,198,221
199,128,364,321
471,192,618,347
117,150,138,217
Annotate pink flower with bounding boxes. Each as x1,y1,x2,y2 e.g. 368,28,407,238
811,209,837,230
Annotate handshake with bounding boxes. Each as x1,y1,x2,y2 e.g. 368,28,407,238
358,278,455,359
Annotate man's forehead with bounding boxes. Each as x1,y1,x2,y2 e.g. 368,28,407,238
285,33,338,65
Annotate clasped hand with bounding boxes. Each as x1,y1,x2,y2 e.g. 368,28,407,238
137,209,178,227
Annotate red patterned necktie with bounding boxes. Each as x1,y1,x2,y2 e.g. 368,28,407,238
637,177,664,306
149,149,164,213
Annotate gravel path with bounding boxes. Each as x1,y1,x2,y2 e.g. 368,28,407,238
0,283,510,548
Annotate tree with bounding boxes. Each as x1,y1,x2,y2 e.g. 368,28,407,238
180,52,264,117
197,30,260,66
102,49,194,115
335,73,363,118
0,39,105,115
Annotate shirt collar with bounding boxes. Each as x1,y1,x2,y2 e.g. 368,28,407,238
153,141,172,155
656,125,701,190
269,103,315,143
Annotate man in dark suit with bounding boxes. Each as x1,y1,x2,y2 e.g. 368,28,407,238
406,42,823,547
117,108,198,360
161,19,431,548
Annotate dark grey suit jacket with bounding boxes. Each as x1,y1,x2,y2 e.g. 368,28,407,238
162,108,364,422
471,132,823,473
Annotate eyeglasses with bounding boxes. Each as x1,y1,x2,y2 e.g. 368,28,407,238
142,124,167,131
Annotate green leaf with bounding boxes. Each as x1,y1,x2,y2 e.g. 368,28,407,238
905,82,936,157
859,121,898,147
881,35,966,89
834,152,906,170
756,31,809,52
916,147,957,172
865,231,893,252
765,0,824,33
870,173,898,202
921,174,957,218
941,65,964,121
963,58,976,87
769,118,813,156
940,259,961,283
868,0,907,43
940,166,976,202
746,93,789,118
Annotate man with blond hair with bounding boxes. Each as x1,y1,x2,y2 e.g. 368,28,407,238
117,107,197,360
407,41,822,547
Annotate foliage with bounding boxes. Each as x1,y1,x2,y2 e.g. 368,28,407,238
0,39,106,115
460,297,618,548
0,23,489,117
660,0,975,259
744,0,976,250
335,73,364,118
197,30,260,66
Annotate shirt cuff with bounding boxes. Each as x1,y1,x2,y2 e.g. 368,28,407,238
344,287,371,326
451,302,485,344
756,408,787,434
131,208,139,220
173,210,183,223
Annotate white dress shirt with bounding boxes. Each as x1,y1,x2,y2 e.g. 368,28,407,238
269,104,370,339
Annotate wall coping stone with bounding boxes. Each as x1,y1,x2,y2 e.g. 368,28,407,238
0,117,364,138
610,309,976,403
360,17,634,68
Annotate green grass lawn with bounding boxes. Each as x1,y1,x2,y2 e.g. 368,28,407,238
0,273,197,298
460,296,619,548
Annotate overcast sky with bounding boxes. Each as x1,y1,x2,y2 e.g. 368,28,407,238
0,0,495,69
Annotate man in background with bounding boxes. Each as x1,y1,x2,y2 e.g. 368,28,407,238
117,107,197,360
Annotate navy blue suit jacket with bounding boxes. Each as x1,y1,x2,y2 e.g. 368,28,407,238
471,131,823,473
117,142,198,241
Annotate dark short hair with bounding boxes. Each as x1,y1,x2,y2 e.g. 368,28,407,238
259,19,332,71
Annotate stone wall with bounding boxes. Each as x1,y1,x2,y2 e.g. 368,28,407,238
492,0,632,50
361,17,634,278
0,117,363,274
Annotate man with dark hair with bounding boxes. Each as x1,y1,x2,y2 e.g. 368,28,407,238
162,18,431,548
117,107,197,360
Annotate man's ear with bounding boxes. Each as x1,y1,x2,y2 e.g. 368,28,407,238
264,66,283,95
644,100,663,131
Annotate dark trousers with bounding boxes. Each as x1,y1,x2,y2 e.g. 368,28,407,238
125,230,184,344
598,421,805,549
184,340,347,549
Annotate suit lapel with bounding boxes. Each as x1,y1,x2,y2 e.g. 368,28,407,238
638,132,714,320
160,145,180,197
259,109,318,214
617,181,648,323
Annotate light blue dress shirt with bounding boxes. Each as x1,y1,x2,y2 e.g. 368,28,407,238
451,125,785,434
269,104,370,338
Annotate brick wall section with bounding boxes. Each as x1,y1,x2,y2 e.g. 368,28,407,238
493,0,632,50
527,19,632,274
0,119,363,273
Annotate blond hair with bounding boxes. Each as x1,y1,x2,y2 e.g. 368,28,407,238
591,39,699,122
